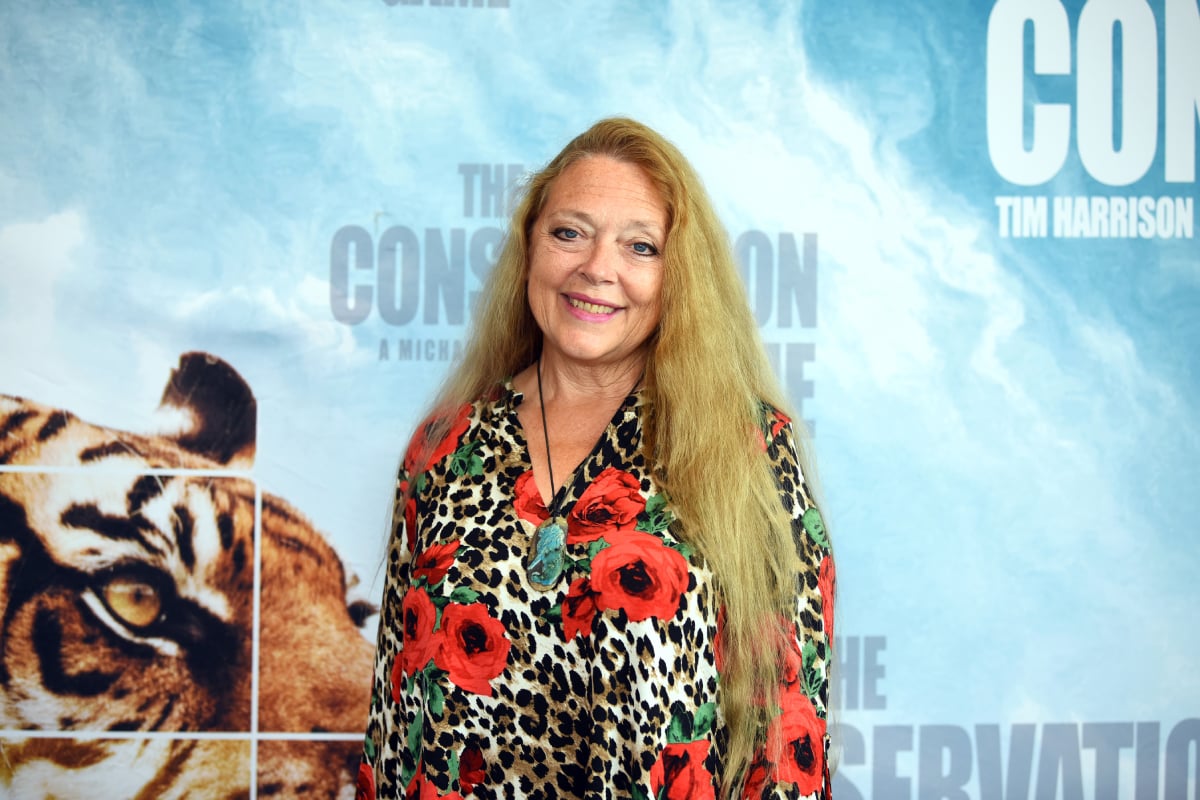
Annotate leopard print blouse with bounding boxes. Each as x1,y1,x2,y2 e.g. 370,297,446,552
358,383,834,799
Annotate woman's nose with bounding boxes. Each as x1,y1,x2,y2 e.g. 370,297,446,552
578,242,617,283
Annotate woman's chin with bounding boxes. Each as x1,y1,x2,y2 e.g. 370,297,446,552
540,339,651,374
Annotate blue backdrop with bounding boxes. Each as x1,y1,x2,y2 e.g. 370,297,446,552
1,1,1197,798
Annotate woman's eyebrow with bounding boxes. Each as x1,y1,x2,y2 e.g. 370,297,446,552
545,209,663,235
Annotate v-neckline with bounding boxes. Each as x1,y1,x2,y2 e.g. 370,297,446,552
505,380,640,513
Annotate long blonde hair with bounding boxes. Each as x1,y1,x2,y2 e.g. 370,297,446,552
426,117,810,792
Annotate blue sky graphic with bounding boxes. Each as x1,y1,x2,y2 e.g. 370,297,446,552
2,0,1198,774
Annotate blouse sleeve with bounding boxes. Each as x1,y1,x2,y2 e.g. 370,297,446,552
746,411,835,799
358,403,476,798
358,450,420,798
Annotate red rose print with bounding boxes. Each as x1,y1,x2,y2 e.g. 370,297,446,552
568,467,644,543
562,577,599,641
413,540,460,585
401,587,441,676
390,653,404,704
590,532,689,621
404,767,425,800
356,762,376,800
769,409,790,440
403,429,424,476
740,759,769,799
740,620,801,706
458,745,486,795
405,769,464,800
819,555,836,642
513,470,549,525
435,603,511,696
780,629,803,687
405,404,473,476
756,408,791,452
765,692,826,796
430,404,472,463
649,739,716,800
397,477,418,554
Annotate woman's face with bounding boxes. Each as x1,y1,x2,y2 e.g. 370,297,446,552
527,155,667,376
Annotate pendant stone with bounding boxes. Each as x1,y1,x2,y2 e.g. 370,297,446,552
526,516,568,590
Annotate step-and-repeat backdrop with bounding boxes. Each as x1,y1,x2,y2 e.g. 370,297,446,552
1,1,1196,797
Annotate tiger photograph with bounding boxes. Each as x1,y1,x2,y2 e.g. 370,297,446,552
0,352,376,799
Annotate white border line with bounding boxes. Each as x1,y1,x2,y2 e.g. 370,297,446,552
250,480,262,800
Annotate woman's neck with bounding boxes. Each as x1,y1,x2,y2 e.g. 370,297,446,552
516,351,645,408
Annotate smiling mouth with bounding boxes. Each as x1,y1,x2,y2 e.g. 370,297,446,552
567,297,618,314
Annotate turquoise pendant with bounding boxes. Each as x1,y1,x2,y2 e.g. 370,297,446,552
527,516,568,590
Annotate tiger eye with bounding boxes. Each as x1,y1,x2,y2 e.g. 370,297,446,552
103,576,163,629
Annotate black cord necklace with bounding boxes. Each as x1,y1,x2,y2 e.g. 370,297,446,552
525,355,569,590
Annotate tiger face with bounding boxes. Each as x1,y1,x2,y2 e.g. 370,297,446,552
0,353,375,799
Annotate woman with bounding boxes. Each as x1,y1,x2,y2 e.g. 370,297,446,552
359,118,834,799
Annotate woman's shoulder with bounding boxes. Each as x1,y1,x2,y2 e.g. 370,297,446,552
755,399,798,455
757,401,829,557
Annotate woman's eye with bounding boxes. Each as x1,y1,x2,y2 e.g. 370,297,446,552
631,241,659,256
552,227,579,241
102,575,163,629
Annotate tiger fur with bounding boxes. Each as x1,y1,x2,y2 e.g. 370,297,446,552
0,352,375,799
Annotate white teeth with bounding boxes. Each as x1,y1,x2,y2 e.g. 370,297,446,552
568,297,616,314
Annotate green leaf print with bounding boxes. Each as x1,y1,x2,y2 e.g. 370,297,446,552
363,733,376,760
802,665,822,700
449,440,484,477
801,639,818,671
802,507,829,549
669,540,694,560
406,710,423,760
630,786,649,800
635,493,674,534
572,540,607,573
693,702,717,738
448,747,460,782
422,662,447,685
449,586,481,604
432,599,447,624
800,640,822,700
427,681,445,718
666,705,693,744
